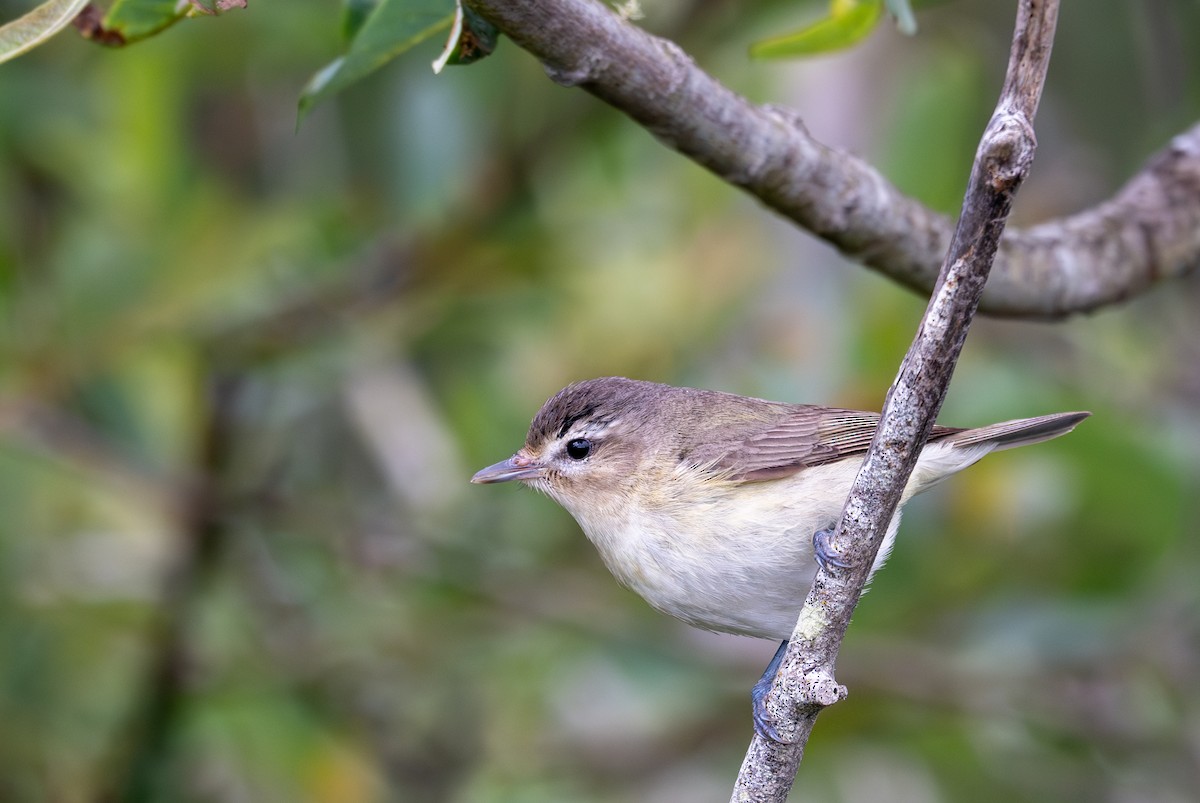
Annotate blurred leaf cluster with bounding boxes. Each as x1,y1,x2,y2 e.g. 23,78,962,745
0,1,1199,801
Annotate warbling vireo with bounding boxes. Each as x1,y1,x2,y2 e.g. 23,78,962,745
472,377,1089,738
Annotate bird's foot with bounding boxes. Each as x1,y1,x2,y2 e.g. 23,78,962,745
751,640,788,743
752,682,786,742
752,640,848,743
812,527,850,573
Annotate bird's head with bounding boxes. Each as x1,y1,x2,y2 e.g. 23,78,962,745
471,377,664,512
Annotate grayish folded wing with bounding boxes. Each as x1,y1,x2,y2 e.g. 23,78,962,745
705,406,1089,483
704,406,961,482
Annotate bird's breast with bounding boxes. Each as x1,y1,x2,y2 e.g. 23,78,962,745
558,466,858,639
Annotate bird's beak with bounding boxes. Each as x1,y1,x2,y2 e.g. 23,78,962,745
471,451,544,484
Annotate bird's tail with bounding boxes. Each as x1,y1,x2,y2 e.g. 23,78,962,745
943,411,1091,451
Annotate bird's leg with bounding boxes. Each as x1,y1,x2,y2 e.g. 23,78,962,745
751,639,789,741
812,527,849,572
750,529,846,740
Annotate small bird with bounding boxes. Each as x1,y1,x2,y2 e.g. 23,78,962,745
472,377,1088,737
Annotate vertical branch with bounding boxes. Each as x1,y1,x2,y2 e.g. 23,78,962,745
102,372,243,803
731,1,1060,800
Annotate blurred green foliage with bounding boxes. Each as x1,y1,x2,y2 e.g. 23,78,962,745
1,0,1199,801
750,0,885,59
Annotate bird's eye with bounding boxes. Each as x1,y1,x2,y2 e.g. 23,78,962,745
565,438,592,460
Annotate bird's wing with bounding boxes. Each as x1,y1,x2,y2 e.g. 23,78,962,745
709,406,961,482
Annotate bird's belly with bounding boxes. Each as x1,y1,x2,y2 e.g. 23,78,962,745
568,464,882,640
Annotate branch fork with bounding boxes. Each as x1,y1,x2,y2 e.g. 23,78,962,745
732,2,1060,797
468,0,1067,796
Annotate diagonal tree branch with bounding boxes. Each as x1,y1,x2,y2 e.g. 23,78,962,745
467,0,1198,320
731,1,1059,798
101,372,244,803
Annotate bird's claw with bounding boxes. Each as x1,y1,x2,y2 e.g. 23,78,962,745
812,527,850,573
751,675,787,742
751,640,790,743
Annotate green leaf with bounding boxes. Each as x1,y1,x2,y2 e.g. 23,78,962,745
183,0,247,14
432,1,499,73
751,0,884,59
103,0,185,42
298,0,454,120
0,0,92,64
341,0,379,43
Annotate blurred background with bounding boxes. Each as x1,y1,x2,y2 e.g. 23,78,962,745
1,0,1199,800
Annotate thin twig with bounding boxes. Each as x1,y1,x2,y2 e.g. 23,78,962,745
466,0,1198,319
730,2,1059,799
101,372,244,803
